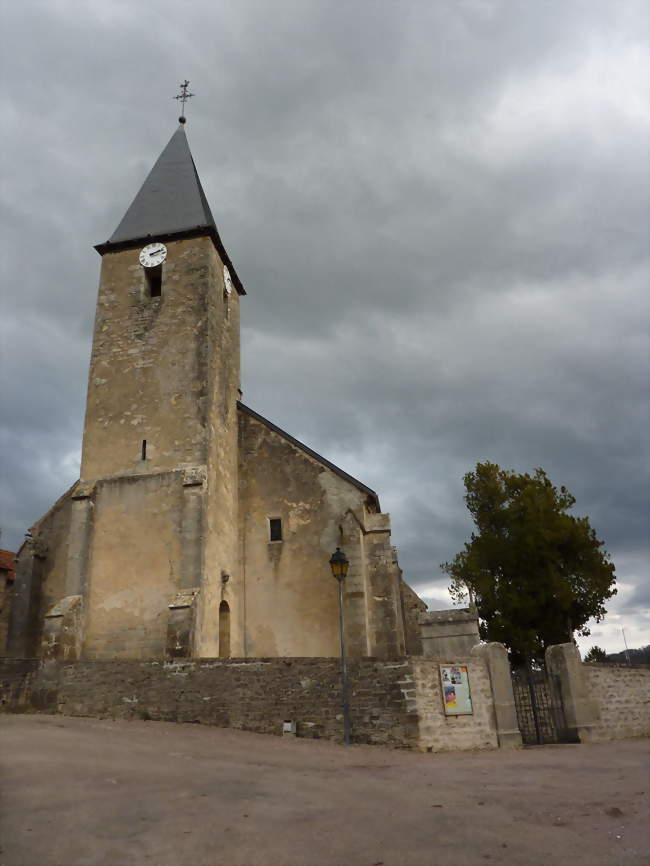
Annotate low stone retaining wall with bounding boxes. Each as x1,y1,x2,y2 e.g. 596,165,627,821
0,658,40,711
583,662,650,741
5,652,646,750
0,656,498,752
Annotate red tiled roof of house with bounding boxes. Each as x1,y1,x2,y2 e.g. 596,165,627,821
0,549,16,581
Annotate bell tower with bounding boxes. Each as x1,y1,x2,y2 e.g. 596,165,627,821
83,125,244,479
70,123,245,659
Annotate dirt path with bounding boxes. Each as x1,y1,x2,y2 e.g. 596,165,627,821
0,714,648,866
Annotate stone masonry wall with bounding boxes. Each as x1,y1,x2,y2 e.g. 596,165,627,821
0,577,12,654
583,663,650,742
411,657,498,752
0,656,498,752
81,237,217,480
0,659,41,711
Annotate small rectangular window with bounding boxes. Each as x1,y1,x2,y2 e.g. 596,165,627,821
141,439,147,460
269,518,282,542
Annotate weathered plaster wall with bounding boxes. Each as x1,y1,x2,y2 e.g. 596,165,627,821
197,245,241,657
5,487,75,658
0,580,10,653
81,237,217,481
239,409,413,659
361,516,406,658
420,607,480,658
0,564,16,654
239,411,367,657
400,581,426,655
583,663,650,742
82,472,183,659
0,656,500,752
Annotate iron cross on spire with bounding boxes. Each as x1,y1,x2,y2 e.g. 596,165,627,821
174,80,194,124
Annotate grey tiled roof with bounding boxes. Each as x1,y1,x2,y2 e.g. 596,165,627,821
97,125,245,294
108,125,216,243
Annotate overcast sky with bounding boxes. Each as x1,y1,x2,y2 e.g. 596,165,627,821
1,0,648,655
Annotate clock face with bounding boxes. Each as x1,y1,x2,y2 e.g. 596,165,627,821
223,265,233,295
139,242,167,268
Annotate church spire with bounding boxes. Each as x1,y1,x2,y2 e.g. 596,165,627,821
95,125,245,294
104,126,216,246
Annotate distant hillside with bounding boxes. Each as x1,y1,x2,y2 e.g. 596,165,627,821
606,645,650,665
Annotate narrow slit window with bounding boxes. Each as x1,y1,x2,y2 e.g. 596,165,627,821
219,601,231,658
269,518,282,542
141,439,147,460
145,265,162,297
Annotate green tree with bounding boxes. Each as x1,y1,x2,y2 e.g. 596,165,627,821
442,462,616,663
584,645,608,663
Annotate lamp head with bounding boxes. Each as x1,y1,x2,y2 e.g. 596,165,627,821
329,547,349,581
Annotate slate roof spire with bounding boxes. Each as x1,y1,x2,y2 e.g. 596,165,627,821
95,125,245,294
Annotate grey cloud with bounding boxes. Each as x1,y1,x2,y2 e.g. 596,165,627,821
1,0,648,652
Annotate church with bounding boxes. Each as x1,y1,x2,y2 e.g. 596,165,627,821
6,119,429,663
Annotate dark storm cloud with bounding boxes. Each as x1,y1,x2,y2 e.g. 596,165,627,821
1,0,648,651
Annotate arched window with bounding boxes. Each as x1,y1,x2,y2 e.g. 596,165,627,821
219,601,230,658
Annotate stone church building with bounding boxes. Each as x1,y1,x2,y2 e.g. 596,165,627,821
6,124,429,662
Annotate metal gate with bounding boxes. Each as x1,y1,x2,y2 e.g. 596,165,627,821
511,663,578,745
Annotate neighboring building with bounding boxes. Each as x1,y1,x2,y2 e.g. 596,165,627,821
0,549,16,653
7,124,427,662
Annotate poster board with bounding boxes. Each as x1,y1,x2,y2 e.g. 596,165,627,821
440,665,473,715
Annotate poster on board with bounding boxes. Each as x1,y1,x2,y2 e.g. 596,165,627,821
440,665,473,715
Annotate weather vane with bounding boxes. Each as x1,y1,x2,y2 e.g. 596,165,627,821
174,80,194,124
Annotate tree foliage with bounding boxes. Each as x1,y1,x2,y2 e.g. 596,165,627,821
442,462,616,662
584,645,608,663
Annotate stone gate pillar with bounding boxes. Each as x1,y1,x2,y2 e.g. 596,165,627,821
545,643,598,742
471,642,522,748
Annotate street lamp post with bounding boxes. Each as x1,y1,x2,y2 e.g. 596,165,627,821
329,547,351,745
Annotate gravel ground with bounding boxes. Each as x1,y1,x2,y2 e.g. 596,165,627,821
0,714,648,866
